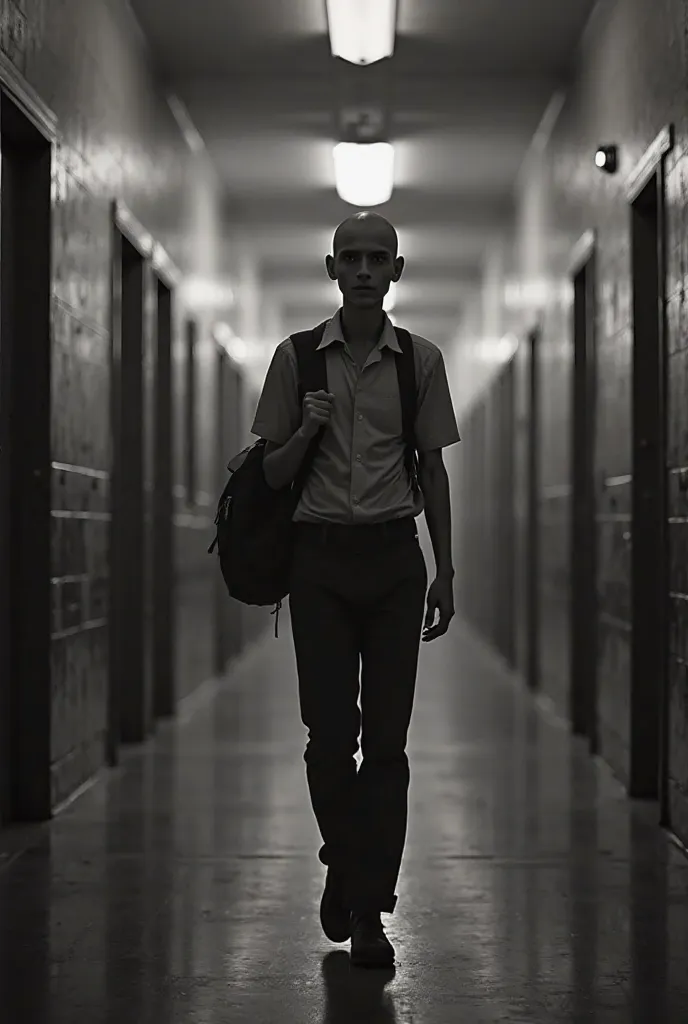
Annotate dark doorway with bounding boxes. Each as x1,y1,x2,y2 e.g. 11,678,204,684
629,169,668,802
493,359,517,666
213,347,243,673
152,278,174,719
184,319,198,505
570,250,598,749
525,326,541,691
0,92,53,822
109,228,151,758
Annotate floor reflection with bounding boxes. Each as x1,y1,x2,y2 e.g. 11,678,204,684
321,951,397,1024
0,621,686,1022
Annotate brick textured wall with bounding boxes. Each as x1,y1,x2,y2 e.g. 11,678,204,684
0,0,230,806
508,0,688,835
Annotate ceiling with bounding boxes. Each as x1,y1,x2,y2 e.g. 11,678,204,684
130,0,597,347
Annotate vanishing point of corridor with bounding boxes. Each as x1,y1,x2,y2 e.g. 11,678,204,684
1,618,686,1023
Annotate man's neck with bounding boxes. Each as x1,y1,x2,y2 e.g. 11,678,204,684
340,302,386,345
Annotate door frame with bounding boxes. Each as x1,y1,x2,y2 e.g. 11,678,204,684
568,229,598,749
0,68,56,823
495,357,517,666
626,125,673,807
108,202,180,760
108,199,181,761
150,247,180,720
525,323,541,692
109,211,148,757
0,50,56,140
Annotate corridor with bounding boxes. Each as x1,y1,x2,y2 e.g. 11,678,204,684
1,618,686,1023
1,0,688,1019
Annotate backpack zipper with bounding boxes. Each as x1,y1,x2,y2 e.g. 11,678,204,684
207,494,233,554
271,600,282,638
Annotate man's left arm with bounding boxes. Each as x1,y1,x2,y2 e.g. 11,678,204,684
418,449,455,641
413,349,461,642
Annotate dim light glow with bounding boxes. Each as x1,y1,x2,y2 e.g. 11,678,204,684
181,276,235,310
325,0,397,65
383,282,397,312
475,335,520,363
503,277,573,310
213,322,250,363
333,142,395,207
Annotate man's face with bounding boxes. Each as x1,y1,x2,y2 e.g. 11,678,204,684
325,228,404,309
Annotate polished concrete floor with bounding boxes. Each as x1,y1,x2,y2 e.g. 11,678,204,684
1,618,688,1023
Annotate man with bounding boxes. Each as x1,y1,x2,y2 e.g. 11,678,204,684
251,211,460,968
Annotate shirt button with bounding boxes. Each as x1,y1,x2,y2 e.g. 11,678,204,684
356,454,362,462
353,497,359,504
358,414,363,421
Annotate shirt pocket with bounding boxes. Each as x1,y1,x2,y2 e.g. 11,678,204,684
363,387,402,438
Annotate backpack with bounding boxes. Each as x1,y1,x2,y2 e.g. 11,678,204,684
208,319,419,637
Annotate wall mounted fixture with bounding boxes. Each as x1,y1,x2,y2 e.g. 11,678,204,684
595,144,618,174
333,141,395,207
325,0,397,65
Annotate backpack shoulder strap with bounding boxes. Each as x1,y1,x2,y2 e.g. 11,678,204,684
393,326,421,493
288,320,330,497
291,320,329,404
393,326,418,448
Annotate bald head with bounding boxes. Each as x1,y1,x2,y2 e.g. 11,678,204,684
326,211,404,306
332,212,399,258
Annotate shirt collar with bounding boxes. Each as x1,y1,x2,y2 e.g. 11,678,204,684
317,308,401,354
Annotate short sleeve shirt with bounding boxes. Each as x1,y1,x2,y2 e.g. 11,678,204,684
251,309,461,525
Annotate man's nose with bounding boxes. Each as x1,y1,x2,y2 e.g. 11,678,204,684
357,261,372,279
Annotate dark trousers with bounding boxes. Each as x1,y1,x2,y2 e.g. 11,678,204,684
288,516,427,914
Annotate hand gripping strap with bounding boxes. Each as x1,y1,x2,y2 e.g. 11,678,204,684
290,320,419,499
290,320,330,499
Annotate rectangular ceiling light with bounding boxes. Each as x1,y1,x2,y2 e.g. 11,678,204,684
333,142,395,207
325,0,397,65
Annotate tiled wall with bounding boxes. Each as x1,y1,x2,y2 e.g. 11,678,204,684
454,0,688,843
0,0,232,806
665,130,688,839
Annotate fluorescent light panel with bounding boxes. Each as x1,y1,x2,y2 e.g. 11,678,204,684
325,0,397,65
333,142,395,207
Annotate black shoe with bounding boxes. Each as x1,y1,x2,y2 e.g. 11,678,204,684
320,868,352,943
350,911,395,968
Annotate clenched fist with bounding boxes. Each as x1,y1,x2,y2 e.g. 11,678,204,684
301,390,335,439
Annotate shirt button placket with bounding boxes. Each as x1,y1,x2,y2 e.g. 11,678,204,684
352,399,362,513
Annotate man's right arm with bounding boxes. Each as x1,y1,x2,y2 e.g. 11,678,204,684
262,429,314,490
250,341,333,490
250,340,315,490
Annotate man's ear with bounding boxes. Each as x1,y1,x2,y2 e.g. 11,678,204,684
325,254,336,281
392,255,405,283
